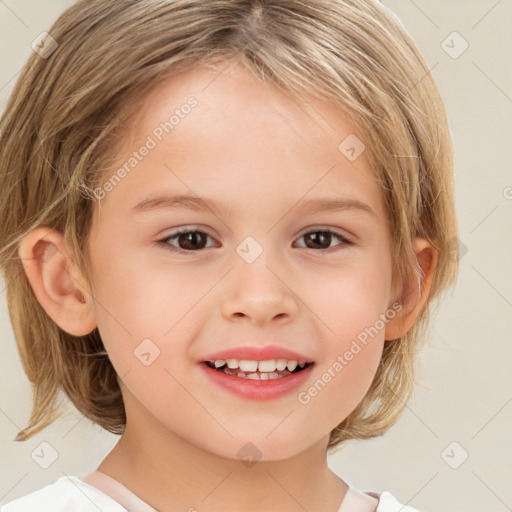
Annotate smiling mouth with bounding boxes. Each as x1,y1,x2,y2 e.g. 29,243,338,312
203,359,314,380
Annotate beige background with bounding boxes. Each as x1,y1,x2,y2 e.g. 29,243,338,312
0,1,511,511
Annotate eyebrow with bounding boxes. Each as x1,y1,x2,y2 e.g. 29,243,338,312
130,194,376,218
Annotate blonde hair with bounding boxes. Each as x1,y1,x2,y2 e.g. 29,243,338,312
0,0,458,449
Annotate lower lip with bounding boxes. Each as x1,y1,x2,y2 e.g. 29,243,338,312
199,362,314,400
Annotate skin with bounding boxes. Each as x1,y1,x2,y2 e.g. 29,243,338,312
18,60,437,512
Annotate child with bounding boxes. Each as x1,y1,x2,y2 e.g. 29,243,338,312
0,0,458,511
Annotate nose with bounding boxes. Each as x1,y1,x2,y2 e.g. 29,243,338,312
221,255,299,326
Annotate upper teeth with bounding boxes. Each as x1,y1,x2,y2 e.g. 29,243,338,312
213,359,306,372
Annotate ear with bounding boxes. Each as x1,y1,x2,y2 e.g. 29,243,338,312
17,227,97,336
385,238,438,341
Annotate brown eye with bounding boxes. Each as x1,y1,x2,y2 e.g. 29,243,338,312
175,231,209,250
156,227,353,255
295,229,353,251
157,229,216,253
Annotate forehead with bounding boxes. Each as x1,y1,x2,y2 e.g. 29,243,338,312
129,63,363,157
95,62,387,223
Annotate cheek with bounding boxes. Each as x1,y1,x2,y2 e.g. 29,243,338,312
89,252,222,406
298,339,384,434
90,245,207,341
292,257,390,421
300,253,392,344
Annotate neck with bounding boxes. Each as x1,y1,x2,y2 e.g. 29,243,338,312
97,411,348,512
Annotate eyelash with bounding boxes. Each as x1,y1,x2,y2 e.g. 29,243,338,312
155,227,354,255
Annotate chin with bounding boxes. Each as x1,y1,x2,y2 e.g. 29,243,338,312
197,434,315,464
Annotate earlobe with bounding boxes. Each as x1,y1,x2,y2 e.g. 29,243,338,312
17,227,97,336
385,238,438,341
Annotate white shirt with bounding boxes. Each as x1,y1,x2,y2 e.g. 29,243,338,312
0,471,420,512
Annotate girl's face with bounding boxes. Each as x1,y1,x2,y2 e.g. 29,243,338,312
86,62,399,460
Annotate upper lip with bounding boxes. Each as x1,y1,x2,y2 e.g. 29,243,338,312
200,344,313,363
